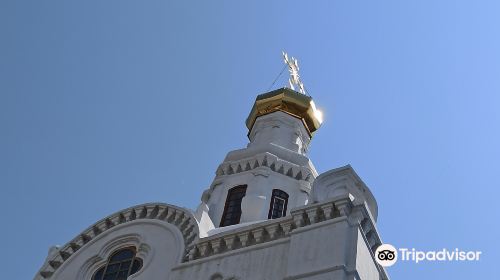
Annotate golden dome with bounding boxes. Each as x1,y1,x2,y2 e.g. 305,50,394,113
246,87,323,137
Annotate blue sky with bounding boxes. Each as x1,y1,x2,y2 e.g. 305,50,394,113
1,1,499,279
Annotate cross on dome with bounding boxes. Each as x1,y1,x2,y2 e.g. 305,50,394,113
282,51,306,94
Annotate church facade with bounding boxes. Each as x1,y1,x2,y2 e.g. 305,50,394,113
34,87,389,280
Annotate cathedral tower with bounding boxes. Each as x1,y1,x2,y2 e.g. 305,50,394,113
196,87,324,232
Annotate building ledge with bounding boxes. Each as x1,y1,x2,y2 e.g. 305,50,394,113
184,194,382,265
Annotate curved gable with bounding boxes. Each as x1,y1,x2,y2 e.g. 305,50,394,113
34,203,200,279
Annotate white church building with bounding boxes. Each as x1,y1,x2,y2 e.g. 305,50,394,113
34,68,390,280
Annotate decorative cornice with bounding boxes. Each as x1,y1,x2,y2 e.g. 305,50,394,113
215,153,314,183
35,203,199,279
186,194,380,262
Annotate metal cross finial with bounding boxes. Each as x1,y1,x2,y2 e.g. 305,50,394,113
282,51,305,94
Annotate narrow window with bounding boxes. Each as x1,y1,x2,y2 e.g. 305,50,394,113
92,247,143,280
220,185,247,227
268,189,289,219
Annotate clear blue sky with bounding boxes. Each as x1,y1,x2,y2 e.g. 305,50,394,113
1,1,499,279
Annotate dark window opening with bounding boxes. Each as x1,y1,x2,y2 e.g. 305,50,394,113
268,189,289,219
92,247,143,280
220,185,247,227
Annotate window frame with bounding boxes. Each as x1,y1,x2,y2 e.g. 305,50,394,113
92,247,143,280
268,189,289,219
219,185,247,227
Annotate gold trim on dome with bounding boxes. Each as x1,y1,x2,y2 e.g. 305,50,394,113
246,88,323,137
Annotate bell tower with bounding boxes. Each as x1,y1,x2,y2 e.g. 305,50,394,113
195,86,324,234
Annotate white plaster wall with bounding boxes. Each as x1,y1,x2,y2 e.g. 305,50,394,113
286,218,352,279
171,240,290,280
354,229,380,280
248,111,311,154
207,168,310,226
50,220,184,280
287,270,349,280
172,215,382,280
311,166,378,222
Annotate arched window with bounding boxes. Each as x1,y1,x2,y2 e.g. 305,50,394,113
220,185,247,227
268,189,289,219
92,247,143,280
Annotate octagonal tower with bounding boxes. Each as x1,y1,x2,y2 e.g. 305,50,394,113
195,87,324,233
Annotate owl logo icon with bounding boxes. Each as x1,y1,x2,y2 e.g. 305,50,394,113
375,244,398,267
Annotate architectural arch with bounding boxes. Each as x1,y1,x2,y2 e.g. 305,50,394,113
35,203,200,279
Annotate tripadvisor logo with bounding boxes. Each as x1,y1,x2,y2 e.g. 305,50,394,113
375,244,398,267
375,244,482,267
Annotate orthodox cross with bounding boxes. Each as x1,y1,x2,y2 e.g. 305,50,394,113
282,51,305,94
